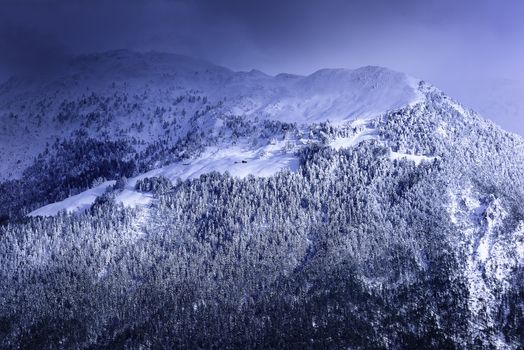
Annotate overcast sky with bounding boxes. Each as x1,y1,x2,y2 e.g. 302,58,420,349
1,0,523,134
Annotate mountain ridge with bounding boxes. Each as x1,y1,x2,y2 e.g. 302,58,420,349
0,50,422,181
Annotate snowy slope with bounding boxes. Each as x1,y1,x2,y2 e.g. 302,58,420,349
27,116,437,217
445,77,524,136
0,50,422,180
28,142,300,217
389,151,435,165
29,180,116,216
0,49,428,218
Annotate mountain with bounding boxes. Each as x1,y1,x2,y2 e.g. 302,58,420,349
0,50,523,349
0,50,421,181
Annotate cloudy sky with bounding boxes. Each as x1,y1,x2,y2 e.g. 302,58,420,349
1,0,523,134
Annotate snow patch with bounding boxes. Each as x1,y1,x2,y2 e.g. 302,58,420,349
389,151,435,165
131,145,298,184
28,180,115,217
329,125,378,150
436,123,448,138
117,189,154,208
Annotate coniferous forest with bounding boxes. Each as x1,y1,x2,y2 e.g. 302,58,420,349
0,51,523,349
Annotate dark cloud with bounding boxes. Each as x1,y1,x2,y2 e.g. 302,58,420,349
0,0,522,133
0,0,522,77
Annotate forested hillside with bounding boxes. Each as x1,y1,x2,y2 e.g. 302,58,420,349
0,51,523,349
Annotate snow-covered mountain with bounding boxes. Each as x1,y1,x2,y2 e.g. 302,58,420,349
0,50,523,349
0,50,421,180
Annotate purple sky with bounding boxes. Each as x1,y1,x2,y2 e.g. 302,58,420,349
1,0,523,134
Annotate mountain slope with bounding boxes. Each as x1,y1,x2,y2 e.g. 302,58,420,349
0,50,421,180
0,51,523,349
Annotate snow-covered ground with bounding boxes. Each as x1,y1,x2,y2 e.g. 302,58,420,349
18,52,429,217
19,51,431,217
28,116,438,218
326,121,435,166
29,180,116,216
445,77,524,136
138,144,299,181
447,185,524,346
114,143,300,209
247,66,424,124
329,122,379,150
388,151,435,165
